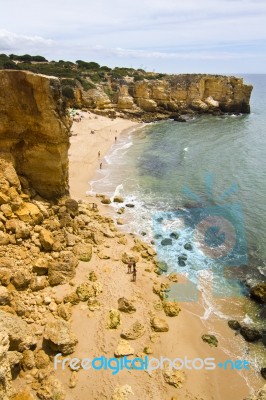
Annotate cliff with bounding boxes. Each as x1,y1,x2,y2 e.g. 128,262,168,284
0,70,70,199
76,74,253,121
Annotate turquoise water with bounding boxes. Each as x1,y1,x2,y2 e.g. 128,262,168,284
89,74,266,387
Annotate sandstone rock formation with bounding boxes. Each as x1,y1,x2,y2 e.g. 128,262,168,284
78,74,253,120
0,70,70,199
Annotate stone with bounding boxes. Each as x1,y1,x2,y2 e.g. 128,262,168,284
0,231,10,245
36,376,65,400
34,349,50,369
76,282,96,301
114,339,134,357
21,349,35,370
0,310,37,351
112,385,134,400
5,219,30,239
240,327,262,342
63,292,80,305
30,276,49,291
117,218,126,225
65,198,79,216
113,196,124,203
228,320,241,330
162,301,181,317
170,232,180,239
118,297,136,314
101,196,111,204
0,204,13,218
74,243,92,262
184,243,193,250
107,309,121,329
163,367,185,388
121,321,145,340
48,251,78,286
0,286,10,305
12,391,36,400
57,303,72,321
261,368,266,380
39,229,54,251
12,270,31,290
69,371,78,388
150,317,169,332
161,238,172,246
44,319,78,355
32,257,49,276
121,252,139,264
15,203,43,225
202,334,218,347
250,283,266,304
0,330,12,400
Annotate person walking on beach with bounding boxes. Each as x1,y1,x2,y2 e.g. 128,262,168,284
132,262,137,282
100,162,102,170
115,136,117,142
127,258,134,274
98,150,101,158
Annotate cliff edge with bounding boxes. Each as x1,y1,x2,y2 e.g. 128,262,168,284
0,70,70,199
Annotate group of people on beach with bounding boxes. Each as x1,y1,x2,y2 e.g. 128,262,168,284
127,257,137,282
97,136,117,170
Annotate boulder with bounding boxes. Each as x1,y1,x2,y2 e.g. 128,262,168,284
44,319,78,355
228,320,241,331
48,251,78,286
112,385,134,400
12,270,31,290
121,321,145,340
150,317,169,332
114,339,134,357
30,276,49,292
34,349,50,369
202,334,218,347
0,310,37,351
0,231,10,245
76,282,96,301
161,238,172,246
39,229,54,251
0,286,10,305
163,368,185,388
118,298,136,314
162,301,181,317
250,283,266,304
240,327,262,342
36,376,65,400
107,309,121,329
113,196,124,203
74,243,92,262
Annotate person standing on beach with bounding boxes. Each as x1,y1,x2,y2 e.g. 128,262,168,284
100,162,102,170
115,136,117,142
98,151,101,158
127,258,134,273
132,262,137,282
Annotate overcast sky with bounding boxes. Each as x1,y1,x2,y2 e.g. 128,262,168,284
0,0,265,73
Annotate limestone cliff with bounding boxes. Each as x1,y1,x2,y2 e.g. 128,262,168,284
78,74,252,120
0,70,70,199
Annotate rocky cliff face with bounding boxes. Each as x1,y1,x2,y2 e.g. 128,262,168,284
78,74,252,120
0,70,70,199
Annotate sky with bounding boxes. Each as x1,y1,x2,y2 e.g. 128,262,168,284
0,0,266,74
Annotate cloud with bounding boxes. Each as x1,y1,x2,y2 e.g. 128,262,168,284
0,30,53,52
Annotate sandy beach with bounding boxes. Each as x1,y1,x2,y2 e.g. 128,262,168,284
69,111,140,199
59,111,262,400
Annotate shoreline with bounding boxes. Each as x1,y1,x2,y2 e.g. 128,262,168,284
67,111,262,399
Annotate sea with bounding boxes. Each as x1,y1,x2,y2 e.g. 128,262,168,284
88,74,266,390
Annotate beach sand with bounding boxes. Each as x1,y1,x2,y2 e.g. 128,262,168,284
57,111,261,400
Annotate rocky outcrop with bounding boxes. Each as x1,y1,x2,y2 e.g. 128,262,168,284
0,70,70,199
79,74,252,120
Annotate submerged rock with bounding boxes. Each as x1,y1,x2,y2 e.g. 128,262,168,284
250,283,266,304
228,320,241,331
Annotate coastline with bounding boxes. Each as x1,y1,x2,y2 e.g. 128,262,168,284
66,111,262,399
